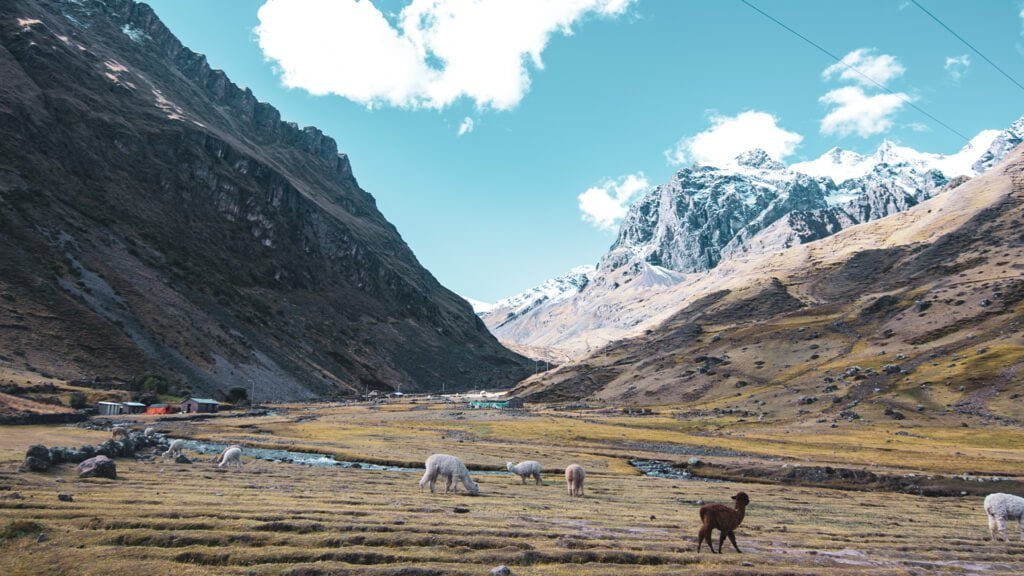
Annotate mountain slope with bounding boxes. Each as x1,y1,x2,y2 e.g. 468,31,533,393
514,144,1024,426
0,0,530,399
482,119,1023,360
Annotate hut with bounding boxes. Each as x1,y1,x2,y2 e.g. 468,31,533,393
180,397,220,414
145,403,175,415
121,401,147,414
468,397,525,410
96,401,122,416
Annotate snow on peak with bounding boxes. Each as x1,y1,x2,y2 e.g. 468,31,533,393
463,297,494,314
485,265,596,319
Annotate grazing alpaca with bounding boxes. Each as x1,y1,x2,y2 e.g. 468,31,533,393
565,464,585,497
217,446,243,469
506,461,543,485
419,454,479,495
985,493,1024,542
697,492,750,554
212,445,242,465
163,439,185,459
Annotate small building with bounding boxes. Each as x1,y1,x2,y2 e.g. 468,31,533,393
121,401,147,414
145,403,175,415
180,397,220,414
96,401,122,416
468,397,525,410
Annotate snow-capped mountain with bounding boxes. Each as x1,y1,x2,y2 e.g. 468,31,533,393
480,265,596,328
480,115,1024,360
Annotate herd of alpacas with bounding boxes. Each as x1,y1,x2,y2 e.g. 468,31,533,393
137,427,1024,553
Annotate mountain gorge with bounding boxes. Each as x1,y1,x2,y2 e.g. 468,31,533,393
481,118,1024,360
0,0,531,399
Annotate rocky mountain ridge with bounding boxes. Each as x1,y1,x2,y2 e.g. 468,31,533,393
0,0,531,399
481,117,1024,360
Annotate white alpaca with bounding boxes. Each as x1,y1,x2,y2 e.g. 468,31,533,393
163,439,184,458
985,493,1024,542
217,446,243,469
506,461,542,485
212,445,242,465
419,454,479,495
565,464,585,497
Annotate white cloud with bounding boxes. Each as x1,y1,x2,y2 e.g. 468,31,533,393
457,116,474,136
944,54,970,81
822,48,905,87
578,173,650,231
255,0,635,110
664,111,803,167
819,86,910,138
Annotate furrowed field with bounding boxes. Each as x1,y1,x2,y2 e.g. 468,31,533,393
1,402,1023,575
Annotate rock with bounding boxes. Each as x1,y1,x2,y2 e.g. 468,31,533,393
77,456,117,479
36,533,49,543
175,454,192,464
798,396,817,405
20,456,50,473
687,457,702,466
882,364,902,375
491,566,511,576
453,506,470,514
25,444,51,463
57,493,73,502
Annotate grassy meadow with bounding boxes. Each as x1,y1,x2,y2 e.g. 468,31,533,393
0,401,1022,575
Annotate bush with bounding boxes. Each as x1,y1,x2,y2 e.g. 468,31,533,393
0,520,44,541
69,391,87,409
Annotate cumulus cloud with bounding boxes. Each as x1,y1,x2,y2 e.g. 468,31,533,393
457,116,474,136
664,111,803,167
255,0,635,110
822,48,905,87
819,86,910,138
578,173,650,231
944,54,970,81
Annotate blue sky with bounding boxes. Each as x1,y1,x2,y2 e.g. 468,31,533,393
146,0,1024,302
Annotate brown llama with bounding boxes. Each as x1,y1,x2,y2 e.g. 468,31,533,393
697,491,750,553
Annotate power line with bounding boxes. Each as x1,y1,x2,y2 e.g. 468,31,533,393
738,0,971,142
910,0,1024,93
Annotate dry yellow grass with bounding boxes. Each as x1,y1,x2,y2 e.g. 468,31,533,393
1,403,1022,575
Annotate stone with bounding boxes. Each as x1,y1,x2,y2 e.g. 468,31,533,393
77,456,117,479
20,456,50,473
687,457,701,466
453,506,470,514
36,533,49,543
491,566,511,576
57,493,73,502
175,454,192,464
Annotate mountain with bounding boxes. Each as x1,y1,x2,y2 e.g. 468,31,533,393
514,144,1024,426
481,118,1024,360
0,0,531,399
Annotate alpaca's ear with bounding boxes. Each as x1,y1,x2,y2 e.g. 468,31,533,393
731,495,737,500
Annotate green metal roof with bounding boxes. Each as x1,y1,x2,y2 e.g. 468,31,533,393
184,398,220,404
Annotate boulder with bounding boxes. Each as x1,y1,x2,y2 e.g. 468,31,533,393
174,454,192,464
77,456,117,479
20,456,50,473
491,566,512,576
57,493,73,502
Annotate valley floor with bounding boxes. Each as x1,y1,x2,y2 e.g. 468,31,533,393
1,402,1023,575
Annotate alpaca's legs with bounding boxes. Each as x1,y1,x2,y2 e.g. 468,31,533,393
697,526,713,553
717,531,728,554
727,531,741,553
995,517,1008,542
988,514,997,541
534,473,542,485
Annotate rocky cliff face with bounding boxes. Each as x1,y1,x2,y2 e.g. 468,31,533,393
0,0,531,399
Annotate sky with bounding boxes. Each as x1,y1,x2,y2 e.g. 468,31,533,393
145,0,1024,303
